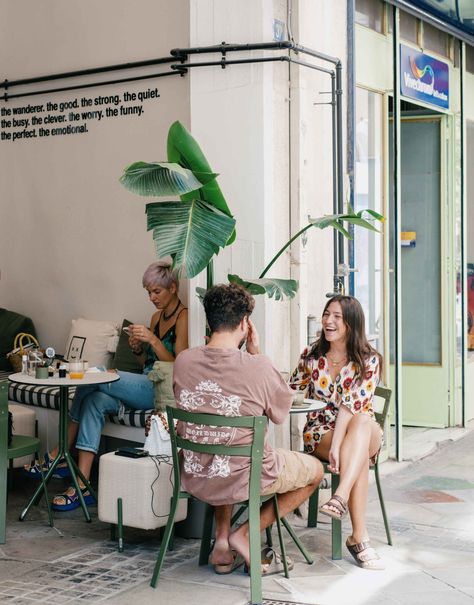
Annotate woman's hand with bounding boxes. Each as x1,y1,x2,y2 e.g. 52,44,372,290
129,324,156,344
246,319,261,355
328,445,340,474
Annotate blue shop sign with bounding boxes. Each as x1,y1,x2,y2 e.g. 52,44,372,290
400,45,449,110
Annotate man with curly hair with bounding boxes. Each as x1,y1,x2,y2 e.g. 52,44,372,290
173,283,323,574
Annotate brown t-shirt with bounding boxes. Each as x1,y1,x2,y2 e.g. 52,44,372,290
173,345,293,505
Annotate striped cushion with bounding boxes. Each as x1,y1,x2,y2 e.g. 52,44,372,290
1,373,151,428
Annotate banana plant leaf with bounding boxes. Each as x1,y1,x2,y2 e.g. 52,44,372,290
228,274,298,300
309,211,381,240
167,121,236,245
146,200,236,279
120,161,205,196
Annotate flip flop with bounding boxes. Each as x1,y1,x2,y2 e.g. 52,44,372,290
213,551,245,575
51,486,96,511
244,547,294,576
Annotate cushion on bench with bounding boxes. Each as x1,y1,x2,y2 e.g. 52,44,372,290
3,375,151,428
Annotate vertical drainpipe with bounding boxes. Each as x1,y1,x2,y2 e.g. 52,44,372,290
347,0,356,295
460,40,466,428
393,6,403,461
336,61,345,282
332,72,338,284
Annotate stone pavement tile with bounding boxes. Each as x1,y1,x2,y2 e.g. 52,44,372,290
428,565,474,589
388,589,474,605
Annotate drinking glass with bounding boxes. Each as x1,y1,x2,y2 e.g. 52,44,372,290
69,360,84,379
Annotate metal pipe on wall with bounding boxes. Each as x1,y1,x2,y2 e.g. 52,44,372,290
460,40,467,428
392,5,403,461
346,0,356,295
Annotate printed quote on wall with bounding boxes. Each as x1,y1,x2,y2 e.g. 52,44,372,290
0,87,160,142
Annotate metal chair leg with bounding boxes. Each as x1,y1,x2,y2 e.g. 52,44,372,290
199,503,215,566
331,473,342,560
150,494,180,587
374,461,393,545
272,497,289,578
307,486,319,528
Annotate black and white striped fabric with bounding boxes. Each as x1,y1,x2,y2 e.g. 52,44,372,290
0,372,151,428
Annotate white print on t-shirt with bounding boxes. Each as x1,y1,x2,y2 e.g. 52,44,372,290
182,449,231,478
179,380,241,416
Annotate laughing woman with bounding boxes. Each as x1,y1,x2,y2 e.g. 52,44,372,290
289,295,384,570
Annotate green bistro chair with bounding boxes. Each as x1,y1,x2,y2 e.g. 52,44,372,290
151,405,313,605
307,385,393,559
0,381,52,543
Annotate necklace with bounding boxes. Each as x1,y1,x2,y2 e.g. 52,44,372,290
162,299,181,321
327,353,347,366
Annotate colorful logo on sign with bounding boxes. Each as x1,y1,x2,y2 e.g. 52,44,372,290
400,45,449,110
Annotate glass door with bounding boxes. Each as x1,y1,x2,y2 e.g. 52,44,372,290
389,114,450,427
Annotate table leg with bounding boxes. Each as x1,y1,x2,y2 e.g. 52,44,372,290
20,385,95,523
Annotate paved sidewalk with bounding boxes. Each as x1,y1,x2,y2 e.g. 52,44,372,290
1,426,473,605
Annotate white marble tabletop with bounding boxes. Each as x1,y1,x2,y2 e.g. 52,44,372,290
8,371,120,387
289,398,326,414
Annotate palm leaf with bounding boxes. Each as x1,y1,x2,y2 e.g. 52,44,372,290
228,274,298,300
120,161,204,196
167,121,236,244
146,200,236,279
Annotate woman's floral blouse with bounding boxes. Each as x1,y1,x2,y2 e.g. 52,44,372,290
289,348,380,454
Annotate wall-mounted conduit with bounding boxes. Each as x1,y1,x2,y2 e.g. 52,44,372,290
0,40,345,286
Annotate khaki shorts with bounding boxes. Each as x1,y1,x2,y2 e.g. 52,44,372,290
261,449,320,495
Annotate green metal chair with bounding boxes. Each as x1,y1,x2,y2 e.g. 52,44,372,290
307,385,393,559
151,405,313,605
0,381,52,543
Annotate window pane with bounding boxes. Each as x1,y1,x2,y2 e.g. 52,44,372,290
467,45,474,74
355,0,384,33
353,88,384,353
423,22,449,57
400,11,418,43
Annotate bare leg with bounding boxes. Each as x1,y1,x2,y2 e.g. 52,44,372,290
316,415,381,506
209,505,234,566
347,460,370,544
229,468,323,565
336,415,381,501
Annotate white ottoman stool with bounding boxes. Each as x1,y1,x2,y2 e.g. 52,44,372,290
8,404,37,468
98,452,188,549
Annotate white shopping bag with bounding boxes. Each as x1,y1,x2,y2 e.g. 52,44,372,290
143,413,172,456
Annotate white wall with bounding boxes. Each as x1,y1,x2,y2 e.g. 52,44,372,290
0,0,190,351
188,0,348,373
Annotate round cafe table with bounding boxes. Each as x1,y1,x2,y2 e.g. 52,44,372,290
9,371,120,523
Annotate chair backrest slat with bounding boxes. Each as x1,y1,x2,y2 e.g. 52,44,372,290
374,385,392,430
166,405,267,500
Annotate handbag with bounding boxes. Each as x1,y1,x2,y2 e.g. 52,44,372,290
6,332,40,372
143,412,172,456
147,360,176,411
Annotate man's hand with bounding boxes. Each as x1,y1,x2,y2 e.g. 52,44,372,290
246,319,261,355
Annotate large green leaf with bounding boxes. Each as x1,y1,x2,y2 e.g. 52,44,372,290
146,200,236,279
167,121,236,244
228,274,298,300
120,161,205,196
